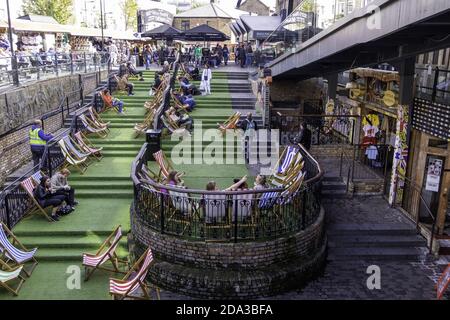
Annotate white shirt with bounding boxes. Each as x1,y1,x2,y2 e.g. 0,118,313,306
202,68,212,82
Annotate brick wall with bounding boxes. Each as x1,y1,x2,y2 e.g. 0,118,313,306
0,70,107,186
129,204,327,298
239,0,270,15
270,77,324,104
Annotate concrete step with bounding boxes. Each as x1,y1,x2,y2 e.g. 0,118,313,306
321,180,347,191
328,247,427,261
328,224,419,236
321,189,349,199
328,235,427,248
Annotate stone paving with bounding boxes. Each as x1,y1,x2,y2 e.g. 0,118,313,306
157,196,449,300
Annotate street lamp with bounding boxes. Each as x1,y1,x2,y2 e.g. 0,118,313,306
6,0,18,85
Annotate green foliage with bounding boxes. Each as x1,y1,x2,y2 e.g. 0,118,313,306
299,0,314,13
22,0,74,24
121,0,138,31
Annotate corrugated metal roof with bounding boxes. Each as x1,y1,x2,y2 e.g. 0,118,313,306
17,15,59,24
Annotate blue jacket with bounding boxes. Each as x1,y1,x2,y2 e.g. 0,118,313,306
30,125,53,150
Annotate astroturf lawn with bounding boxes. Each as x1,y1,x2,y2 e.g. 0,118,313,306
1,71,252,300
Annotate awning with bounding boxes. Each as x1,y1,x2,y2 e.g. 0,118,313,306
183,24,230,42
141,24,182,40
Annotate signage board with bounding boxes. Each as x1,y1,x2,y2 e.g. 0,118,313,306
383,90,396,107
425,157,443,192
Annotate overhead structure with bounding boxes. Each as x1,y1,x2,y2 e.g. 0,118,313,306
141,24,183,40
183,24,230,42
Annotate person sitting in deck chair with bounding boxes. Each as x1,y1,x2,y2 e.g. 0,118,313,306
149,73,162,96
102,89,125,115
51,168,78,211
160,171,184,195
127,62,145,81
178,76,194,95
173,91,196,112
165,107,193,132
34,176,68,222
206,176,248,192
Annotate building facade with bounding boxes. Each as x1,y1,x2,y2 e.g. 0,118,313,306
237,0,271,16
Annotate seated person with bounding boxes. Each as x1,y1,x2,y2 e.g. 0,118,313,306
160,170,184,195
158,61,170,75
178,76,193,95
206,176,248,191
120,76,134,96
34,176,67,222
102,89,125,114
165,107,193,132
191,66,201,81
51,168,78,210
126,62,144,81
152,73,162,91
179,93,196,112
118,63,128,78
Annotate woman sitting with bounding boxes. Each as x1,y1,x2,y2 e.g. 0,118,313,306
160,171,184,195
206,176,248,192
165,107,193,132
34,176,68,222
102,89,124,114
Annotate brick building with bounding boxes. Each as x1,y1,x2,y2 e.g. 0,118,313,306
237,0,271,16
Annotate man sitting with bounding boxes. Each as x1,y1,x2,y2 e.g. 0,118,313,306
127,62,144,81
102,89,125,114
165,107,193,132
51,168,78,211
178,76,193,95
179,93,196,112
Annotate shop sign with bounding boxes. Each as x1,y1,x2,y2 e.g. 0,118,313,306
349,88,361,99
437,264,450,300
425,157,443,192
383,90,396,107
141,9,174,26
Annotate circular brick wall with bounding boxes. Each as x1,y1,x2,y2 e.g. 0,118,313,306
129,204,327,299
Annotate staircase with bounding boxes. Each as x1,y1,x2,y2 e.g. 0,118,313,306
328,224,429,261
321,176,349,199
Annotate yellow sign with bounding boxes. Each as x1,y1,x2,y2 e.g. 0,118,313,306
383,90,397,107
350,88,361,99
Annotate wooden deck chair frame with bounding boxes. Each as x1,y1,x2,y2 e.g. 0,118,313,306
63,136,94,166
134,109,156,138
161,115,189,136
180,64,193,82
88,106,110,128
270,147,304,187
74,131,103,161
110,248,160,301
114,74,129,95
67,135,100,163
20,178,54,222
84,112,110,134
58,139,88,174
82,226,128,281
0,260,26,296
203,195,232,242
79,114,109,138
218,112,241,135
153,150,185,181
0,222,38,277
99,91,119,113
170,91,190,113
166,190,201,235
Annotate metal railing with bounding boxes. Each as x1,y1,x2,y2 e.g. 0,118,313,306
0,52,111,89
131,142,323,243
415,66,450,104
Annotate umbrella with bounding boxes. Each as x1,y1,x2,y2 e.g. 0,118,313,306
141,24,183,40
183,24,230,42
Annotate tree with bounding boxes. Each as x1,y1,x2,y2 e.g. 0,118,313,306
22,0,74,24
121,0,138,31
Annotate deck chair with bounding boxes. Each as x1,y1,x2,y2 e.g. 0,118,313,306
171,91,190,113
31,170,44,185
0,263,26,296
114,75,129,95
134,109,156,138
270,146,304,188
74,132,103,161
82,226,128,281
180,64,193,82
99,91,119,113
58,139,88,174
109,248,160,300
88,107,110,128
63,136,93,165
203,194,230,240
79,114,109,138
161,114,190,136
20,177,53,222
218,112,241,135
0,223,38,277
153,150,185,181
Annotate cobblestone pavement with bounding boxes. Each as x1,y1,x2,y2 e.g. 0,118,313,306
157,197,449,300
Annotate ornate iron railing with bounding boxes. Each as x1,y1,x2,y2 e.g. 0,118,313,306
131,142,323,243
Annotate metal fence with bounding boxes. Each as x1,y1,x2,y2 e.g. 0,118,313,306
131,142,323,243
0,52,111,89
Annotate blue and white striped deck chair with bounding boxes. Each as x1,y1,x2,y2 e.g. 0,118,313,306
270,146,303,188
0,223,38,277
258,190,282,210
31,171,44,186
79,114,108,138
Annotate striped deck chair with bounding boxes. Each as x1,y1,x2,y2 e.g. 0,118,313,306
74,132,103,161
171,91,189,113
258,190,282,210
270,146,304,188
82,226,128,281
218,112,241,135
20,177,53,222
134,109,156,138
0,223,38,277
161,114,190,136
31,171,44,186
58,139,88,174
109,248,160,300
79,114,108,138
88,107,110,128
0,263,26,296
63,136,92,162
153,150,185,181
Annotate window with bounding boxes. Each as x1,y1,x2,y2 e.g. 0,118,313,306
181,20,190,30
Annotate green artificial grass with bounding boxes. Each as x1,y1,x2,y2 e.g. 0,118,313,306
2,71,252,300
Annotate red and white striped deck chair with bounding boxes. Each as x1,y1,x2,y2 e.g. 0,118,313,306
109,248,160,300
82,226,127,281
74,131,103,161
20,177,53,222
218,112,241,135
0,223,38,277
153,150,185,181
31,170,44,186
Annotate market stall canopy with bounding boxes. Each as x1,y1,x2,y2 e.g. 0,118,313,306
183,24,230,42
17,15,59,24
141,24,182,40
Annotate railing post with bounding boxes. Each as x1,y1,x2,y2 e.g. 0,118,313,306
432,67,439,102
233,196,238,243
4,194,12,229
84,53,87,73
339,150,343,178
70,53,74,75
54,54,59,76
47,147,52,178
160,193,165,234
12,55,19,86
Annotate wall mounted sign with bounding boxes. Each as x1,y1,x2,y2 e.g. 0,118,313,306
425,157,443,192
383,90,396,107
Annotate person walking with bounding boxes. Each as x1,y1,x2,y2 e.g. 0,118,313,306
296,122,312,150
143,45,152,70
201,63,212,95
29,119,54,167
239,44,246,68
194,45,203,67
223,44,229,66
